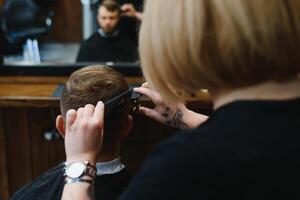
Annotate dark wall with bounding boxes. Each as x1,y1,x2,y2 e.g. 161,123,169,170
40,0,82,42
0,0,82,42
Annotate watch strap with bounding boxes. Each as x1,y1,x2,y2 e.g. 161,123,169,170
65,177,94,185
85,162,97,179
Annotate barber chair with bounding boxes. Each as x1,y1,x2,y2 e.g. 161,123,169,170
1,0,54,54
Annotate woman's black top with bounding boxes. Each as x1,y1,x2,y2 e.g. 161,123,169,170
120,98,300,200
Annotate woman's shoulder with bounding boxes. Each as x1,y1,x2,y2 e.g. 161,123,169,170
154,127,215,158
119,129,222,200
136,127,218,176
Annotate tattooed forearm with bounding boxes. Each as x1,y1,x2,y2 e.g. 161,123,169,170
173,109,189,129
164,108,188,130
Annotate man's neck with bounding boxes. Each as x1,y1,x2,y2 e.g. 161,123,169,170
96,142,121,163
213,78,300,110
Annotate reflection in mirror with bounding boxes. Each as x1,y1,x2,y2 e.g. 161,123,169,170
1,0,143,65
77,0,139,63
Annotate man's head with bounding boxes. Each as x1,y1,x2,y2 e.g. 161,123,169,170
56,65,132,158
97,0,120,34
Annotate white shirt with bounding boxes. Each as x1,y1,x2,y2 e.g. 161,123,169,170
96,157,125,176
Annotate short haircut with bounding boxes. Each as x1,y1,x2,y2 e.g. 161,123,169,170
99,0,120,13
140,0,300,100
61,65,129,148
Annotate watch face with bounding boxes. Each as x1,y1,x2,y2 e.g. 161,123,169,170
66,162,85,178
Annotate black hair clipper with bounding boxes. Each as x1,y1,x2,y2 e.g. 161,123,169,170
104,89,142,115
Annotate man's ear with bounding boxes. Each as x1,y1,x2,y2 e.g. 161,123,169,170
122,115,133,138
56,115,66,138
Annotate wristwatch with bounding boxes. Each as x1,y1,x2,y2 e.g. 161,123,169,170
64,161,97,181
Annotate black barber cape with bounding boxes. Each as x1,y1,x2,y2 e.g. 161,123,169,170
10,163,132,200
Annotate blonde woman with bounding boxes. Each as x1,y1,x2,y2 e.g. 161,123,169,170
61,0,300,199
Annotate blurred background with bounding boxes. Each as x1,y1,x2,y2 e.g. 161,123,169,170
0,0,143,63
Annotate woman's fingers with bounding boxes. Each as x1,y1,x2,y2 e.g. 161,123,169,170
139,106,164,123
134,86,161,103
120,4,136,17
141,82,148,88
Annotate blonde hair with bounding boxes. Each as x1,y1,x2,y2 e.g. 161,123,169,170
139,0,300,100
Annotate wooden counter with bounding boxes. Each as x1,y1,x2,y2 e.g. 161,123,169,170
0,76,212,199
0,76,144,107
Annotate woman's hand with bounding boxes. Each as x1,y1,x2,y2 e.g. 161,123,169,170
134,83,208,130
64,102,105,164
120,3,142,20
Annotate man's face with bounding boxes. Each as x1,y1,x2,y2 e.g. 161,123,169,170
97,6,120,34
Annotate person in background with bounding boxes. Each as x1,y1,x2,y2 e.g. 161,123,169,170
76,0,138,62
11,65,133,200
62,0,300,199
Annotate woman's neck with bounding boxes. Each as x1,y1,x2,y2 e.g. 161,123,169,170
213,78,300,110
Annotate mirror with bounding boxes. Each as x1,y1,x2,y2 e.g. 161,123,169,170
1,0,143,66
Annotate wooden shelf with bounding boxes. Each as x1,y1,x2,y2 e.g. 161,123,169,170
0,76,145,107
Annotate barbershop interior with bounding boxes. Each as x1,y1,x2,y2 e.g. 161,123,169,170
1,0,300,199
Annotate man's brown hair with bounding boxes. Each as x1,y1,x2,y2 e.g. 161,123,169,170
100,0,120,12
61,65,129,148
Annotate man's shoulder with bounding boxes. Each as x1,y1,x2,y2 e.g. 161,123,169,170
82,33,102,44
10,163,65,200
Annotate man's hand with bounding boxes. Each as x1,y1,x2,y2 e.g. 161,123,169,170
65,102,105,164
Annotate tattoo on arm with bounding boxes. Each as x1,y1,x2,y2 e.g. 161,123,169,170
164,108,188,130
161,106,171,118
